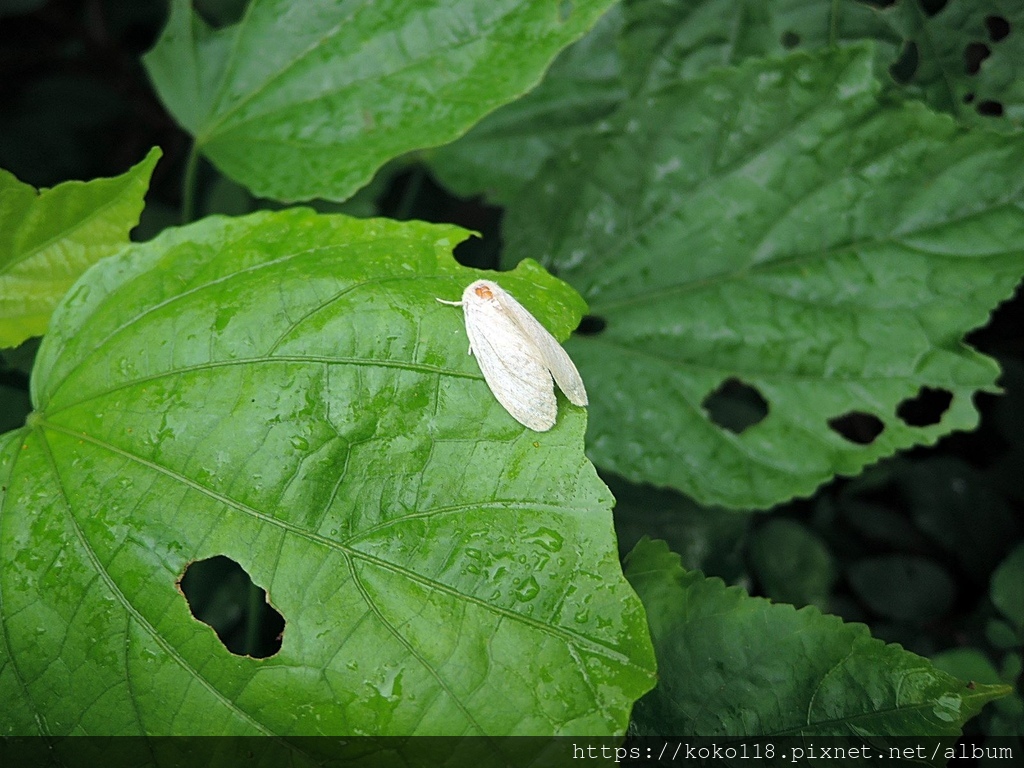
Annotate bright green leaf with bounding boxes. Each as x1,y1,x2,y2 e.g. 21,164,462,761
426,6,626,204
991,543,1024,631
505,45,1024,509
143,0,619,203
0,209,655,736
0,148,160,349
625,538,1010,741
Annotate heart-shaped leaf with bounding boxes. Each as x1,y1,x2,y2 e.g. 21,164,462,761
505,45,1024,509
143,0,619,202
0,209,655,737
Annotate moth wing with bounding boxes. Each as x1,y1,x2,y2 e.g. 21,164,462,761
464,300,557,431
492,286,588,407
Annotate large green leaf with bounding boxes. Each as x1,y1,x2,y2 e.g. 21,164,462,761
505,45,1024,509
0,148,160,349
425,6,626,204
0,209,655,737
625,538,1010,743
143,0,618,203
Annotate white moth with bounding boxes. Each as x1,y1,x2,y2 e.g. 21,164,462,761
437,279,588,432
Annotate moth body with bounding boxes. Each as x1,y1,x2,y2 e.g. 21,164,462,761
437,279,587,431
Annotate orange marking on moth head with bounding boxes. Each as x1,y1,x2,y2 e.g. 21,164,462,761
474,284,494,300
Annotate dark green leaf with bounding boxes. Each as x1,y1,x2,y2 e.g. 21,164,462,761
427,6,626,204
991,543,1024,631
625,538,1009,741
143,0,619,202
620,0,1024,131
848,556,955,622
748,519,835,610
505,45,1024,509
620,0,899,94
0,209,655,736
883,0,1024,130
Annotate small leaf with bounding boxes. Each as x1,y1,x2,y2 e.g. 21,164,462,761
505,45,1024,509
848,556,956,622
143,0,619,202
748,519,835,610
0,148,160,349
625,538,1010,740
991,543,1024,631
0,209,655,736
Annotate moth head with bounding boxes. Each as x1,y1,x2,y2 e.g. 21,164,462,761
473,282,495,301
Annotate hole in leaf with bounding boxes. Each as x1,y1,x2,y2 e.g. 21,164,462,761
576,315,607,335
985,15,1011,42
780,31,801,48
703,378,769,434
178,555,284,658
977,100,1005,117
964,42,991,75
917,0,948,16
896,386,953,427
858,0,896,7
889,41,919,84
963,92,976,103
828,412,884,445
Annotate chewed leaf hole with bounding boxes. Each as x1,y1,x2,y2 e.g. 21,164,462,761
828,411,884,445
977,100,1005,117
576,315,607,335
780,31,801,49
985,15,1010,42
703,378,768,434
964,42,991,75
918,0,948,17
889,41,919,84
896,386,953,427
178,555,285,658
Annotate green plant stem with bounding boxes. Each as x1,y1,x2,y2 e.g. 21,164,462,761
182,143,200,225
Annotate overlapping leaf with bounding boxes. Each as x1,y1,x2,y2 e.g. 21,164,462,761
625,538,1009,744
143,0,618,202
426,7,626,204
0,148,159,348
505,45,1024,509
0,209,655,737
